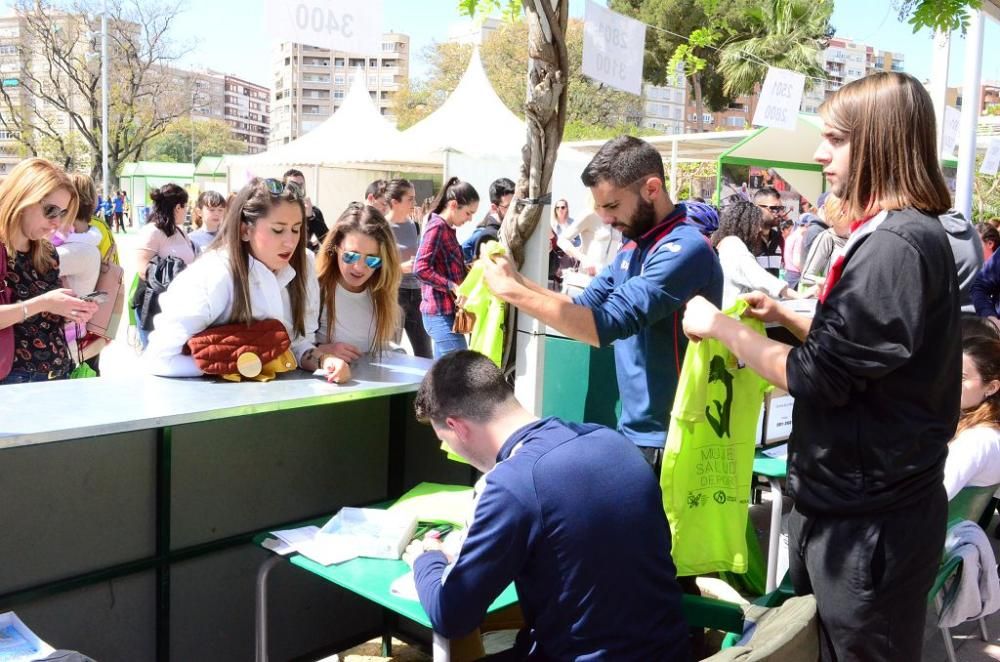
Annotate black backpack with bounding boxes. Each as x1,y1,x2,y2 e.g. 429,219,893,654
131,255,188,331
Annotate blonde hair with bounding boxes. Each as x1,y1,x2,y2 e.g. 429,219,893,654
316,203,401,357
214,179,308,336
819,72,951,222
0,158,79,274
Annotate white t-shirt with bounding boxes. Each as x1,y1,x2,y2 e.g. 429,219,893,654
943,425,1000,500
316,285,376,353
716,235,788,309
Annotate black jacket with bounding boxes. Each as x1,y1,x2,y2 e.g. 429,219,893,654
786,208,960,516
307,206,327,251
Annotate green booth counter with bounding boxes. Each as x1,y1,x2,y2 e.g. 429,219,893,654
0,354,474,662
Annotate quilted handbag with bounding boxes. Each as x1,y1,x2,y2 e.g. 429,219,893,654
184,318,296,382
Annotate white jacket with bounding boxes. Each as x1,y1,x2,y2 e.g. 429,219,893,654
939,520,1000,628
144,249,320,377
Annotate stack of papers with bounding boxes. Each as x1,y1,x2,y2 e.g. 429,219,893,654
0,612,55,661
263,526,358,566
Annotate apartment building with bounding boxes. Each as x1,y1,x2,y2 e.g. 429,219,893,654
944,81,1000,115
640,63,688,134
0,12,97,175
179,70,269,154
801,38,905,113
269,32,410,146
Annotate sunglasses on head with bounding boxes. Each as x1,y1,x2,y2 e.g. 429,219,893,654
340,250,382,269
264,178,303,200
41,203,70,220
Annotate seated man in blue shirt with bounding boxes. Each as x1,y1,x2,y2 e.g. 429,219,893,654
483,136,723,469
407,350,689,661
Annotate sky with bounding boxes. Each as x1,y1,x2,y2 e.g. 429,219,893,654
2,0,999,88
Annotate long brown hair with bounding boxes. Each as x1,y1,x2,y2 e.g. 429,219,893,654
316,203,401,357
0,158,78,274
819,72,951,222
957,337,1000,436
213,178,308,335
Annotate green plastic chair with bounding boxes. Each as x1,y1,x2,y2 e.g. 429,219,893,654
930,484,1000,662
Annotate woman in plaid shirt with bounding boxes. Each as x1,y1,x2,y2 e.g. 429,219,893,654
414,177,479,358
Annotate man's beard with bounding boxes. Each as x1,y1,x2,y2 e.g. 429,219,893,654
621,197,658,239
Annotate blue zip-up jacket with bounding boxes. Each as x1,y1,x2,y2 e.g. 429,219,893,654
574,204,723,448
413,417,689,661
971,248,1000,317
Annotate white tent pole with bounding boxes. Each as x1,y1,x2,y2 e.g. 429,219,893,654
313,165,320,208
669,138,679,200
956,9,985,220
929,29,952,155
513,202,550,416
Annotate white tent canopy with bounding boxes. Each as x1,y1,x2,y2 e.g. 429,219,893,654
229,73,434,169
403,48,526,159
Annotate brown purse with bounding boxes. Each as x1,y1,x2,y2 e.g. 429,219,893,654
452,306,476,335
184,318,296,381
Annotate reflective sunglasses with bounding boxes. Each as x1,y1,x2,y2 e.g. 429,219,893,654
340,250,382,269
264,178,303,200
42,203,70,220
758,204,787,214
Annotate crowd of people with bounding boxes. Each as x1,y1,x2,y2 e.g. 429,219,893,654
3,69,1000,660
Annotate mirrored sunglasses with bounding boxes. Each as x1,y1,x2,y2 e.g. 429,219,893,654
264,178,303,200
340,250,382,269
42,203,70,220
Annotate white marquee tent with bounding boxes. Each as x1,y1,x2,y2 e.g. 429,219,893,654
225,74,438,214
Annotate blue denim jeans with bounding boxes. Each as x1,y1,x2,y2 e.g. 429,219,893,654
422,313,468,359
0,370,69,385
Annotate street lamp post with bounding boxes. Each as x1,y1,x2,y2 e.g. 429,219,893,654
101,0,108,201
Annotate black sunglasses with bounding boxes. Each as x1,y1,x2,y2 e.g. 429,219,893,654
758,204,786,213
42,203,70,220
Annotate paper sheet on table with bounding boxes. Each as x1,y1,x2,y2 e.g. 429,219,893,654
390,571,420,601
0,611,55,660
388,482,474,528
761,444,788,460
266,525,358,565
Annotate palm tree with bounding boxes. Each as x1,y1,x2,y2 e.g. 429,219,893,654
717,0,833,100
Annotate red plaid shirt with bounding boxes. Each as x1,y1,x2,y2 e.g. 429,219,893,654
415,213,467,316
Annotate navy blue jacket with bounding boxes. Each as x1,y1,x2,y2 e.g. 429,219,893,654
413,417,689,661
574,204,724,448
971,249,1000,317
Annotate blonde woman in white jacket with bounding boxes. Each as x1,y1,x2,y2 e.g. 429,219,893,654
144,178,350,383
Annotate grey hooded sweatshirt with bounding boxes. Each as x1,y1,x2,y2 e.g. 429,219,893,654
941,209,984,313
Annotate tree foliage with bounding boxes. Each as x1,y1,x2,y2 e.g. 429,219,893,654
893,0,983,33
717,0,833,98
143,117,246,163
392,18,641,138
0,0,191,185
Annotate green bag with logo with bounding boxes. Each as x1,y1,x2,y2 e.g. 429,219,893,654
660,299,770,576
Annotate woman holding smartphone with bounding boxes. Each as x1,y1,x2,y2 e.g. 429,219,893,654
0,158,98,385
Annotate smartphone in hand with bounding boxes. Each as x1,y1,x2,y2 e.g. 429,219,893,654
79,290,108,304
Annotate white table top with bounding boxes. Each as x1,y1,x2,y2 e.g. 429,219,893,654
1,354,433,449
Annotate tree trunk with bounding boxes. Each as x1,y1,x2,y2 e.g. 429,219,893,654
498,0,569,372
693,74,704,133
499,0,569,269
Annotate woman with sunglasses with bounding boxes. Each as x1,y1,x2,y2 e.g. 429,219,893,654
0,158,98,385
144,178,347,383
315,204,401,370
414,177,479,358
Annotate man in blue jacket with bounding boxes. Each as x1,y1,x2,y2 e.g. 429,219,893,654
407,351,689,661
483,136,723,469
